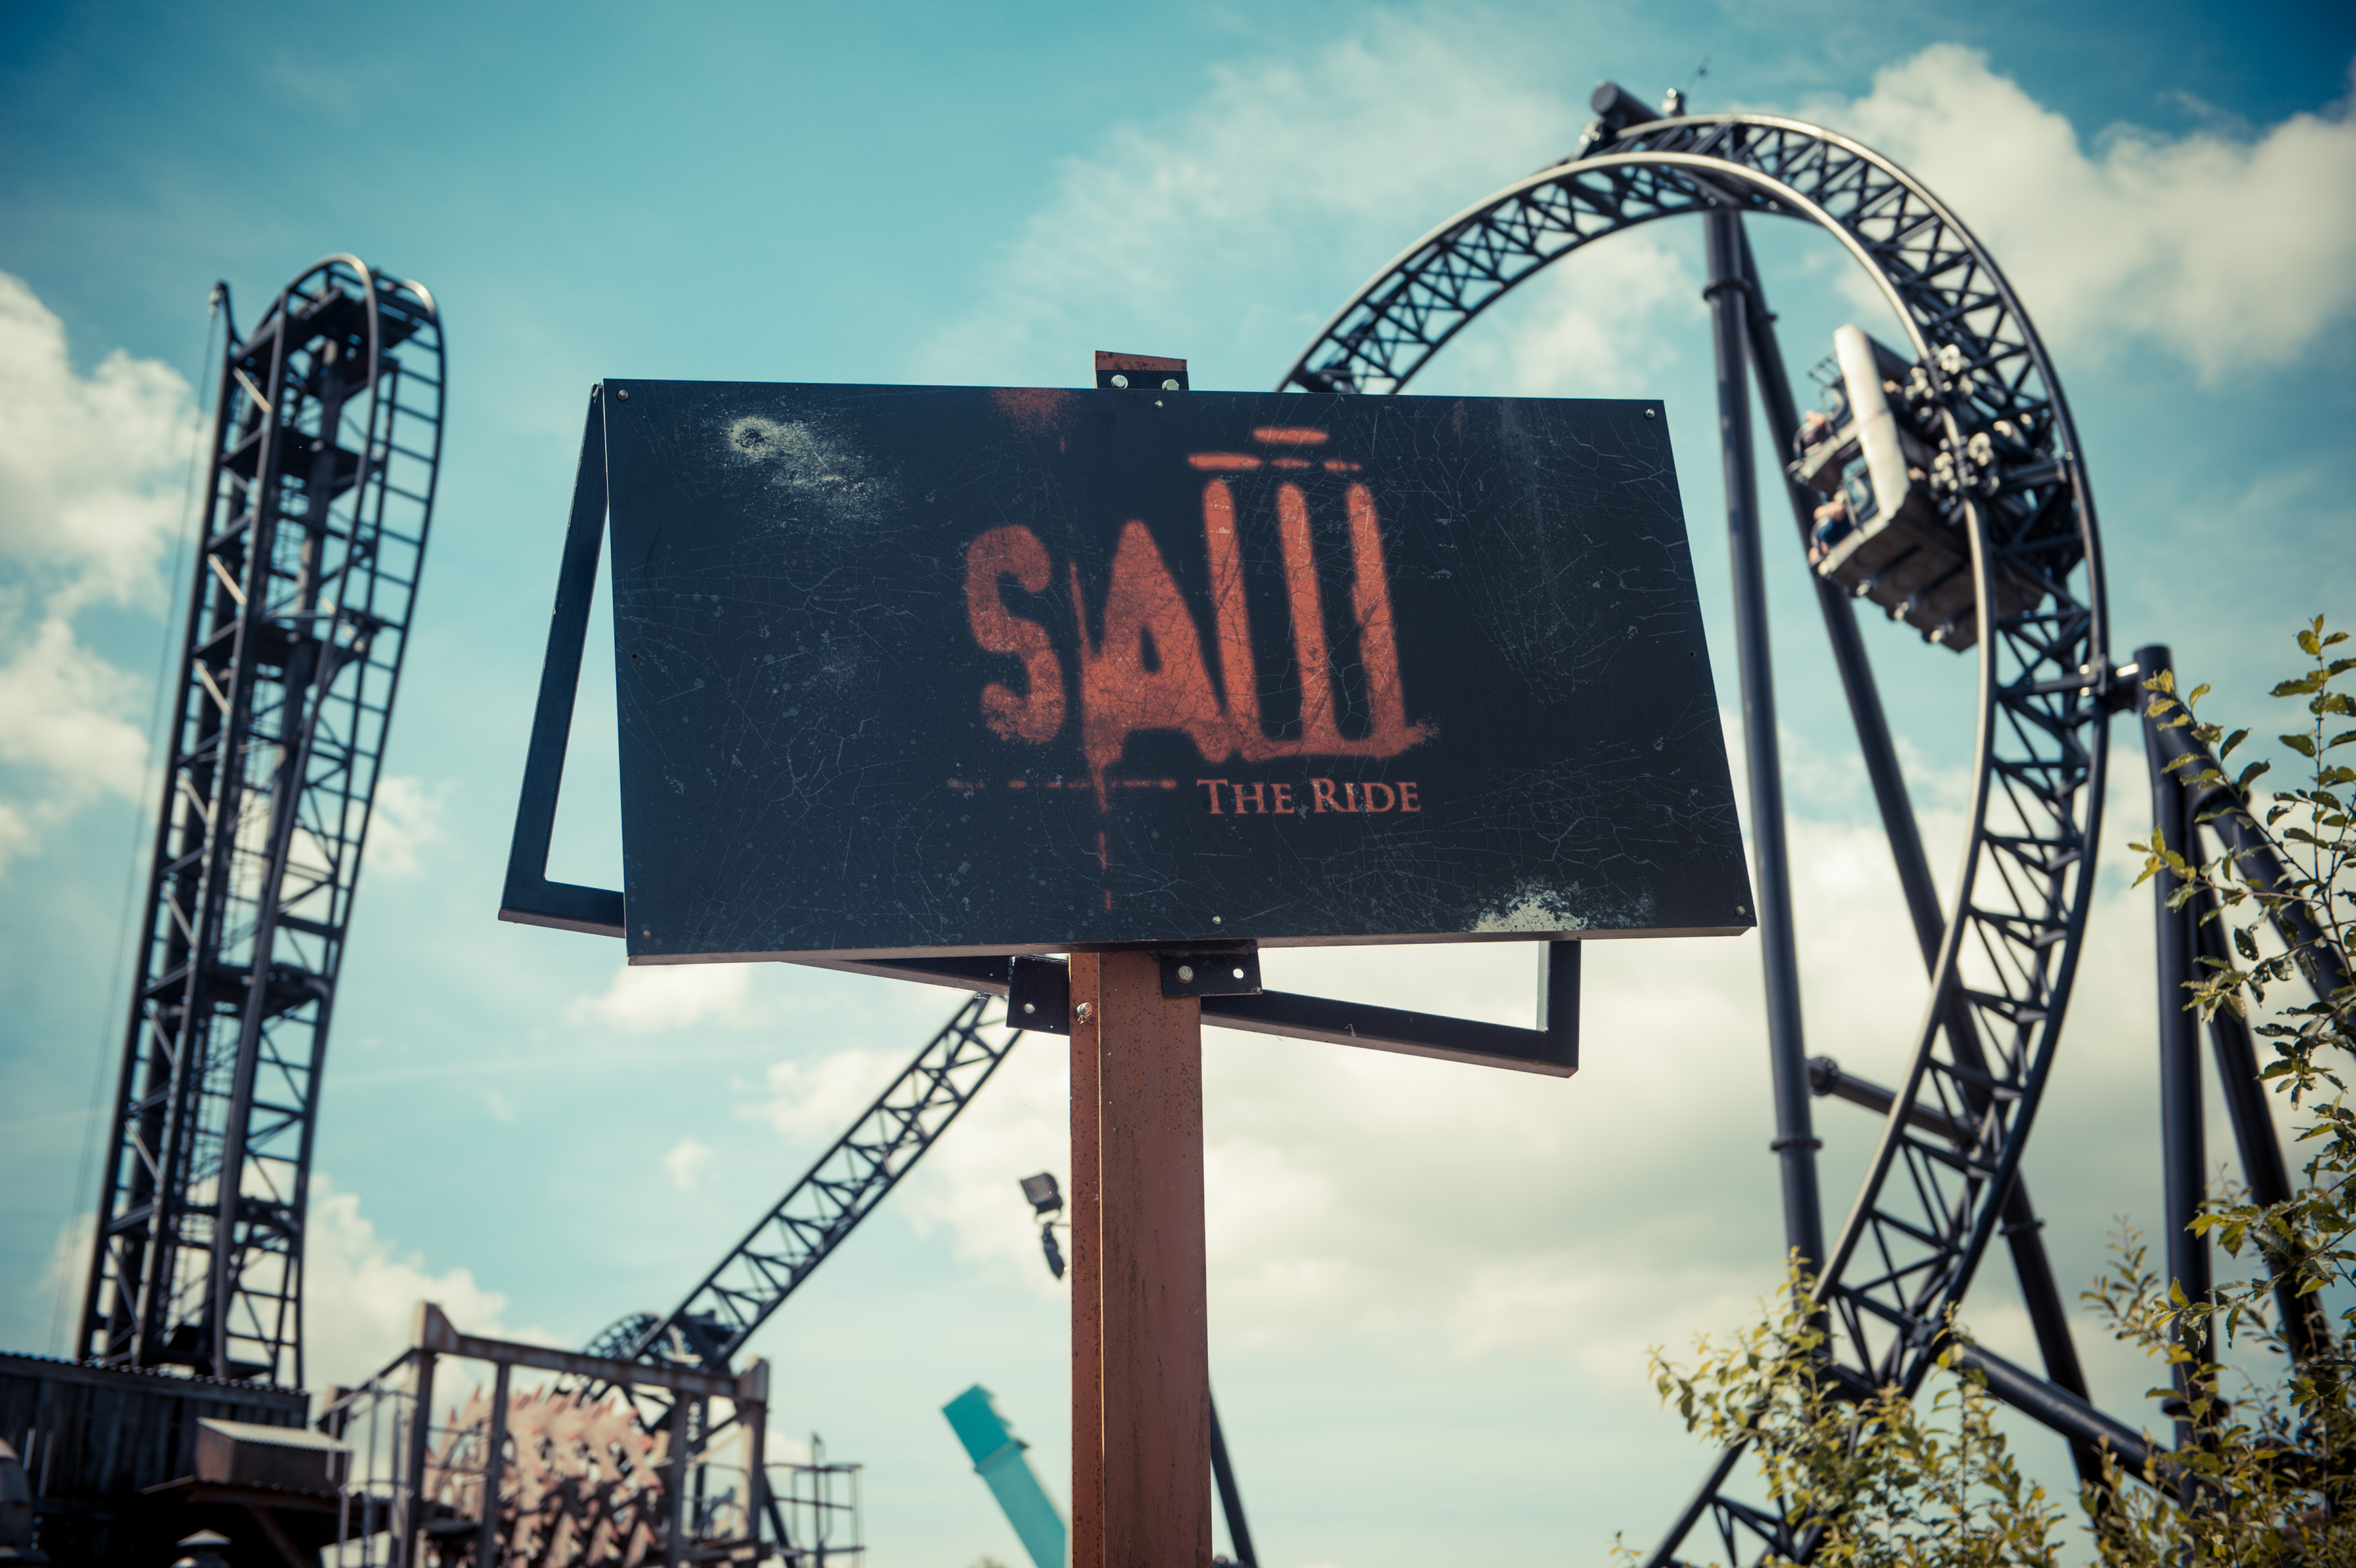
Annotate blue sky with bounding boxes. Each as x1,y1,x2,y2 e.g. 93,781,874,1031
4,1,2355,1562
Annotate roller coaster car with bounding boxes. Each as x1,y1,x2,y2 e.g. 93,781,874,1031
1791,326,2021,652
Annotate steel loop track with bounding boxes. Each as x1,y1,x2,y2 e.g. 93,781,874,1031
1280,113,2111,1560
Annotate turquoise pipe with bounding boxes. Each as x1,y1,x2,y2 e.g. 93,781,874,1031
942,1384,1067,1568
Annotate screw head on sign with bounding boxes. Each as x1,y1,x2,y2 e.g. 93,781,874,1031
1023,1002,1037,1015
1211,915,1222,925
1075,1002,1093,1022
1162,379,1180,391
1232,967,1245,980
1111,374,1130,389
1178,965,1196,982
1645,408,1657,419
617,389,630,401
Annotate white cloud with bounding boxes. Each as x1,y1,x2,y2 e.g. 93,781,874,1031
746,1046,906,1141
364,773,453,879
0,269,201,874
0,614,149,799
302,1176,550,1393
928,31,2356,395
1434,228,1706,400
921,13,1584,387
0,270,199,608
568,960,761,1032
0,798,33,879
29,1210,97,1356
664,1135,718,1193
1807,46,2356,380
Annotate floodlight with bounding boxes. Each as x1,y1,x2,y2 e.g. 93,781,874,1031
1020,1172,1063,1216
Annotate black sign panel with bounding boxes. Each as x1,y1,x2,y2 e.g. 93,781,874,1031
600,381,1750,961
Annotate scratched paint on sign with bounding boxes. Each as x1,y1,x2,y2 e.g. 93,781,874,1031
600,381,1750,962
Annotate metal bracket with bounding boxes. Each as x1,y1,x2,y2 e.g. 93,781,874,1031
1158,944,1261,999
2104,658,2147,713
498,387,627,937
1093,350,1188,391
1008,955,1073,1035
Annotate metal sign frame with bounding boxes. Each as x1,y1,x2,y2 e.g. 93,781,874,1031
500,387,1601,1075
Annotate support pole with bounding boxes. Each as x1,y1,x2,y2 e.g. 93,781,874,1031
745,1374,770,1562
1070,952,1211,1567
663,1394,688,1568
2141,706,2355,1010
2192,883,2323,1361
1209,1391,1257,1568
1732,227,1943,959
404,1349,437,1568
2138,644,2211,1445
475,1359,511,1566
1704,210,1823,1275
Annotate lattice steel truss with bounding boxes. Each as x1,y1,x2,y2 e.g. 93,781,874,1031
81,255,444,1386
1282,110,2113,1562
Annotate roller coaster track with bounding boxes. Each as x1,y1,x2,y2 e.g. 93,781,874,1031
1281,107,2114,1562
81,256,443,1387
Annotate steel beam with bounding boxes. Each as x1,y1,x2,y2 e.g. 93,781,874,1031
1705,209,1822,1275
2137,675,2354,1008
2138,645,2212,1447
1209,1391,1257,1568
1069,952,1212,1568
1733,227,1943,960
2191,883,2323,1361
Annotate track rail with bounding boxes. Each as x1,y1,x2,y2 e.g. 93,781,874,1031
1282,111,2110,1561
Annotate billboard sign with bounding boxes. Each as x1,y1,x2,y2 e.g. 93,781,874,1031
596,381,1749,962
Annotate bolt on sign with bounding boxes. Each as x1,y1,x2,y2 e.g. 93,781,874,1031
587,381,1747,963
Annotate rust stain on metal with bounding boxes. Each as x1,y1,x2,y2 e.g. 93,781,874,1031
1092,350,1189,376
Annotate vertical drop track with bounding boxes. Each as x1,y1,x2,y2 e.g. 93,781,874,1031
81,256,444,1387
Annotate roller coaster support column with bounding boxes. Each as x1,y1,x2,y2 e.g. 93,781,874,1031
1069,952,1211,1568
2138,644,2212,1446
1210,1392,1258,1568
1705,210,1823,1274
1733,230,1942,963
2193,882,2320,1361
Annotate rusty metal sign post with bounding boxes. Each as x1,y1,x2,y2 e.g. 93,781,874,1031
501,356,1749,1561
